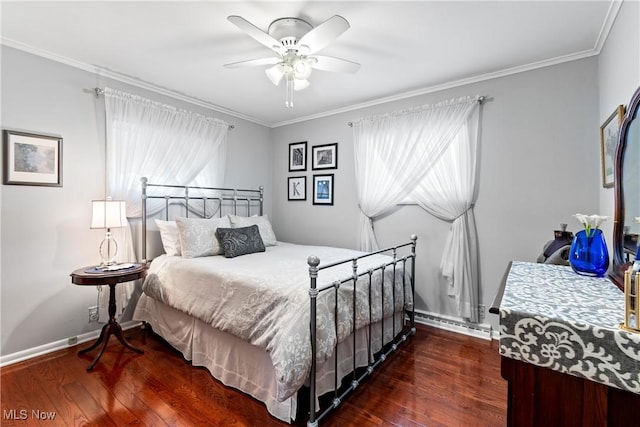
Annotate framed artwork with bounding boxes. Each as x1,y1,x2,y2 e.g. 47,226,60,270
288,176,306,201
312,143,338,170
289,141,307,172
600,105,625,188
3,130,63,187
313,174,334,205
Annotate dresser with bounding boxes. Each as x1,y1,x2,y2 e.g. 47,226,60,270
491,261,640,427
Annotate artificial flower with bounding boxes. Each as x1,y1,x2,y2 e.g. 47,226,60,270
573,213,609,237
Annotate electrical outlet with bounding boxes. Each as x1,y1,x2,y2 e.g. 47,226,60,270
478,304,486,322
88,306,99,322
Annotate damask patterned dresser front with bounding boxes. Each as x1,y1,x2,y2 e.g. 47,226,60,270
496,261,640,427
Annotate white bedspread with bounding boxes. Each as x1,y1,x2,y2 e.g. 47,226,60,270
141,242,412,401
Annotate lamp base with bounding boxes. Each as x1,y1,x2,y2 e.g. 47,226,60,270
99,231,118,266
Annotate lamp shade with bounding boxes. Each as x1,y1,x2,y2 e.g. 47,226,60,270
91,199,127,229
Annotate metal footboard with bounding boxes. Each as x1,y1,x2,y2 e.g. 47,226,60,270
307,236,417,426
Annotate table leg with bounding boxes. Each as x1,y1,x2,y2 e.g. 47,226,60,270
112,320,144,354
78,322,107,354
78,283,143,371
83,322,114,371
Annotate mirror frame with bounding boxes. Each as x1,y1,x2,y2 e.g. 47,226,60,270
610,86,640,290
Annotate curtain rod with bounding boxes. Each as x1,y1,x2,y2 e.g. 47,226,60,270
93,88,235,130
347,95,487,127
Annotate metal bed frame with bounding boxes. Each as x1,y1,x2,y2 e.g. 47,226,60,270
139,178,417,426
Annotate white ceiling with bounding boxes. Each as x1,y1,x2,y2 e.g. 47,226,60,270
1,1,618,127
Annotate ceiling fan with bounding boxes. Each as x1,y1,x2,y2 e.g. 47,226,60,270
224,15,360,108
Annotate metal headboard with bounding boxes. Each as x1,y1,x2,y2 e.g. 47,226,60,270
140,177,264,261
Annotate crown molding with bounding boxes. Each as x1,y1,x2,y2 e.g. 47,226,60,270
593,0,623,53
272,48,600,128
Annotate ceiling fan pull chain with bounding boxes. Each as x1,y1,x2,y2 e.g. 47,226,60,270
285,73,294,108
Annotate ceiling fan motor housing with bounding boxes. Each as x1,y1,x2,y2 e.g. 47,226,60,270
268,18,312,50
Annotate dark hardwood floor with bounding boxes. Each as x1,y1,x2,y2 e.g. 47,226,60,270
1,324,506,426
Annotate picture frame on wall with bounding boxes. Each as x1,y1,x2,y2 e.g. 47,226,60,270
600,105,625,188
3,130,63,187
289,141,307,172
313,174,334,205
288,176,306,201
312,143,338,170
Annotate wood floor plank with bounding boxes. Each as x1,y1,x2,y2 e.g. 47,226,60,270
14,357,83,426
1,373,35,427
1,324,507,426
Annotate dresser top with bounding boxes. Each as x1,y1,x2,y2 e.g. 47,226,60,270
499,261,640,395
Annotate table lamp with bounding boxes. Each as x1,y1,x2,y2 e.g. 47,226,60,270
91,198,127,266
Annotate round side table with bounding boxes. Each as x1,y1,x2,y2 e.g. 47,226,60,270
70,263,147,370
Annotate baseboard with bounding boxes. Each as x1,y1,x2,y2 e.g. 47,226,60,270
0,321,141,368
490,328,501,341
1,312,498,367
414,309,495,341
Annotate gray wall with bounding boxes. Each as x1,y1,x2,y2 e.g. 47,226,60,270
271,57,600,329
0,46,273,357
598,0,640,240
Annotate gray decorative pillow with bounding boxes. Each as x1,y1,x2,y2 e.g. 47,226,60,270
215,225,266,258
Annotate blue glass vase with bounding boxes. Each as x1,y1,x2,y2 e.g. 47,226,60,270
569,229,609,277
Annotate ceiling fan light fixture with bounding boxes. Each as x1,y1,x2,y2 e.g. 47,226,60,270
294,79,310,91
265,64,285,85
292,57,313,80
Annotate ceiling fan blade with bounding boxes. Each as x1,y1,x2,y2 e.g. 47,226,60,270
227,15,283,53
224,57,281,69
298,15,350,54
311,55,360,73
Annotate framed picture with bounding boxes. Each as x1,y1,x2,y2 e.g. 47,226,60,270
288,176,306,201
312,143,338,170
289,141,307,172
3,130,63,187
600,105,625,188
313,174,334,205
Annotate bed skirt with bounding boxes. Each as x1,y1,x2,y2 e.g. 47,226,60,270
133,294,404,423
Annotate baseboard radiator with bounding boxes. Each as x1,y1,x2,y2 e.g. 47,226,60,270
413,309,496,340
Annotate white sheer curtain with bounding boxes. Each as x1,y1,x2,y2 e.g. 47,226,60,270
352,96,481,321
352,97,478,250
98,87,229,321
412,106,480,321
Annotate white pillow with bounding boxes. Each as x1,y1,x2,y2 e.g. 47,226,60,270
175,216,231,258
228,214,277,246
155,219,181,256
